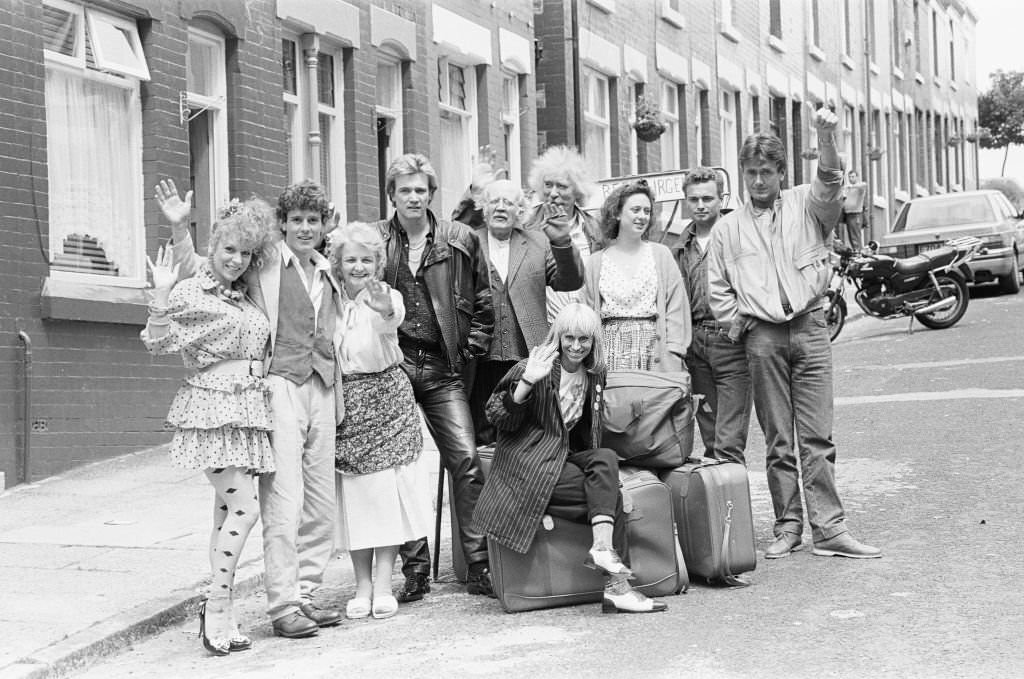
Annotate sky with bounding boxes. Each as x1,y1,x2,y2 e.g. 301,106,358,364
972,0,1024,180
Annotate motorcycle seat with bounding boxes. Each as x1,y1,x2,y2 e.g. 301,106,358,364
893,246,956,274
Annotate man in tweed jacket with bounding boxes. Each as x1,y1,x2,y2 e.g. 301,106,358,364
467,179,584,445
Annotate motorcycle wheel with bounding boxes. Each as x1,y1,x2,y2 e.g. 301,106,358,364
824,290,847,342
915,274,969,329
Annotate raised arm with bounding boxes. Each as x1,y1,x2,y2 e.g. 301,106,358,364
154,179,204,280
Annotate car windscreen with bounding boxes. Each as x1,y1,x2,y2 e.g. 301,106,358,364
893,195,995,232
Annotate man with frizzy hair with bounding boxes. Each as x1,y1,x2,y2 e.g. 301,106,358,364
373,153,495,601
674,167,752,466
707,110,882,560
163,178,344,638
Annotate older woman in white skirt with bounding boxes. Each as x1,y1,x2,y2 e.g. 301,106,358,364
328,221,432,620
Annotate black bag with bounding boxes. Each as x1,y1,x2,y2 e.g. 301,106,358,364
602,370,694,469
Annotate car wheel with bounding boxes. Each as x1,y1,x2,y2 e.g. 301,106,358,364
996,251,1021,294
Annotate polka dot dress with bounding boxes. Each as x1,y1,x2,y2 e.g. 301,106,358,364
141,266,275,474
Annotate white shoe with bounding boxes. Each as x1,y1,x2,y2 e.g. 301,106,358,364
584,547,633,576
346,597,371,619
601,588,668,614
372,594,399,619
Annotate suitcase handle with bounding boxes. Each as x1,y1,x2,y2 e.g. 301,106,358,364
720,500,750,587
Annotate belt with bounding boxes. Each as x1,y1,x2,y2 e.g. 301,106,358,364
201,359,265,377
603,315,657,323
398,338,443,356
696,320,728,334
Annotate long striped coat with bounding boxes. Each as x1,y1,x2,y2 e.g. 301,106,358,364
471,358,606,554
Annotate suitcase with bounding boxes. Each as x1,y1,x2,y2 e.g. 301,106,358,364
659,457,756,586
619,468,689,596
488,514,606,612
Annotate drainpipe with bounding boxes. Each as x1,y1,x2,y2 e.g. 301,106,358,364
570,0,582,148
16,325,32,485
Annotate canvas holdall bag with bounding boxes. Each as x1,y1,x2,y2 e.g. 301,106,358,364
602,370,694,469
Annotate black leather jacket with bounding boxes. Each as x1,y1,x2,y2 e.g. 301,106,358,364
375,210,493,372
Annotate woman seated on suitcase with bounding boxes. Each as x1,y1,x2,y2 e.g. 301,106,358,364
471,303,668,614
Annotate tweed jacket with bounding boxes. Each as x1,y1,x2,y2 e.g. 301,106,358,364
582,241,692,371
374,210,493,373
171,234,346,421
474,225,585,352
471,358,605,554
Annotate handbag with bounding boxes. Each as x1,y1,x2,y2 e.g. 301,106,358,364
602,370,694,469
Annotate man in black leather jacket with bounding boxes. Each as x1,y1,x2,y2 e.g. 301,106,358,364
373,153,494,600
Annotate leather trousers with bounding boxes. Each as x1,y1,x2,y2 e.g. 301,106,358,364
399,350,488,576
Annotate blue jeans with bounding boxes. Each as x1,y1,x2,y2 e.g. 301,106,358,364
685,323,753,465
399,350,488,576
744,309,847,543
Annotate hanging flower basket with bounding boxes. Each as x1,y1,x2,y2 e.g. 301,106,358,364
868,147,885,161
800,148,820,160
634,119,667,142
633,94,667,142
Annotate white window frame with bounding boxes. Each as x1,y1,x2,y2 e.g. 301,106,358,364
501,72,522,187
437,56,479,217
582,67,612,180
316,45,346,217
85,9,150,80
627,83,640,176
720,89,739,196
375,55,405,170
187,25,229,231
282,35,303,185
660,81,681,170
43,0,85,68
43,0,147,287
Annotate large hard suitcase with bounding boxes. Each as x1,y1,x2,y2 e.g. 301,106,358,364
488,515,606,612
619,468,689,596
659,457,756,586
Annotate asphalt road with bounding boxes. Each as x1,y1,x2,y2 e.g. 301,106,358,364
74,285,1024,679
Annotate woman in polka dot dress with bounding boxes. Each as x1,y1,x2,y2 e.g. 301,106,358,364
142,192,277,656
583,180,692,372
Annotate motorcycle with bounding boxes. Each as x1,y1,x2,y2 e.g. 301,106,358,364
824,236,982,341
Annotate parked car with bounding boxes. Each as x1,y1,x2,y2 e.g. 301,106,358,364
877,190,1024,294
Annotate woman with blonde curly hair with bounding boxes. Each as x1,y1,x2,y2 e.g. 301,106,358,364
143,189,277,655
525,145,604,322
583,180,691,371
327,221,431,621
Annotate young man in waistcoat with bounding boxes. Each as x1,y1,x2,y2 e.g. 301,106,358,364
166,179,344,638
373,153,495,601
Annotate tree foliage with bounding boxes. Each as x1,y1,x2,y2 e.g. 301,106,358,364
978,71,1024,149
977,70,1024,175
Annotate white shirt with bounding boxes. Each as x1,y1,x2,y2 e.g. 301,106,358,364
279,241,332,323
487,233,512,282
333,288,406,374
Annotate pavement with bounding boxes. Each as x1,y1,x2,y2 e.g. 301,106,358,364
0,433,445,679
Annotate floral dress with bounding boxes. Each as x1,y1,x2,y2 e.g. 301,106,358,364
141,266,275,473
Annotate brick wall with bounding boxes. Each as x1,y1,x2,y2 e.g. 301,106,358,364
0,0,288,486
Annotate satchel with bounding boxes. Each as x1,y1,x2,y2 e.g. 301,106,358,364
602,370,694,469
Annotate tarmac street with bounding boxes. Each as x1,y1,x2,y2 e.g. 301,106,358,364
3,287,1024,679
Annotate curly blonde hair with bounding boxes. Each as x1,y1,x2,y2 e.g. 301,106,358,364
527,145,595,206
326,221,386,282
209,197,278,273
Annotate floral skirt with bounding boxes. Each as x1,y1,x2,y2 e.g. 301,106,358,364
335,364,422,475
166,372,275,474
603,317,658,371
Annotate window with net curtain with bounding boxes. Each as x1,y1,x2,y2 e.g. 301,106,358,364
438,59,474,218
43,2,147,282
582,67,610,181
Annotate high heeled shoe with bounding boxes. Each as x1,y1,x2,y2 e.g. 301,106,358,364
228,633,252,652
583,546,633,577
199,601,230,656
